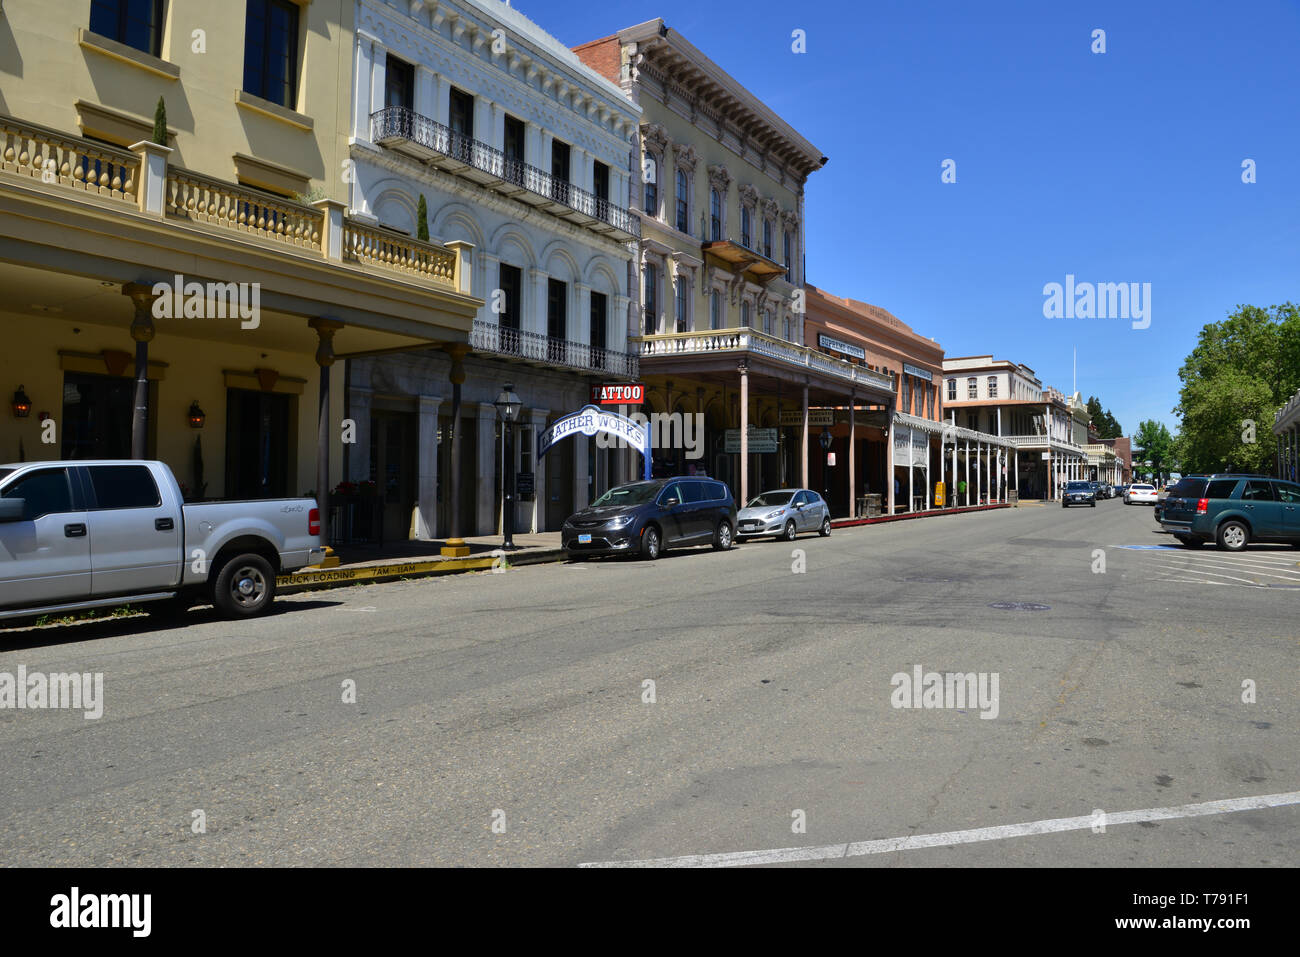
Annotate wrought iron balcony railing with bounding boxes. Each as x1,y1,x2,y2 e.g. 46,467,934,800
470,319,638,378
372,107,639,241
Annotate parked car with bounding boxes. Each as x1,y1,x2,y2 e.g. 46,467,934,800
562,477,737,560
737,489,832,541
1097,482,1113,499
1124,483,1158,505
0,460,324,622
1159,474,1300,551
1062,480,1097,508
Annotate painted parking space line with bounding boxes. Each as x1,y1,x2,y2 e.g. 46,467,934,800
579,791,1300,868
1145,562,1261,586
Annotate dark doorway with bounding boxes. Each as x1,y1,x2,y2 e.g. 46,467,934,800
225,389,291,499
61,372,138,459
370,410,417,542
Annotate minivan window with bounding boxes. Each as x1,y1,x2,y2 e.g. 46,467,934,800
1,468,73,520
659,483,683,506
706,482,728,502
681,481,705,504
591,482,661,507
89,465,162,509
1168,478,1207,498
1204,479,1238,499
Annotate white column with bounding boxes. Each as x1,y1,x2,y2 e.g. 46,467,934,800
434,74,450,126
415,66,436,120
476,403,498,535
951,415,957,507
1014,448,1019,494
886,412,895,514
964,438,970,506
414,395,441,540
907,428,914,513
353,36,376,140
369,42,388,118
528,408,549,532
529,267,548,338
924,434,931,511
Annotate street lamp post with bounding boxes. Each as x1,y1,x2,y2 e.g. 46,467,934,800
495,383,522,551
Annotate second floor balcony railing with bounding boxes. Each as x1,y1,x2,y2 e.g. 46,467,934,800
372,106,639,242
470,319,638,378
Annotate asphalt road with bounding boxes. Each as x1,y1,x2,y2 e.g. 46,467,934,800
1,499,1297,867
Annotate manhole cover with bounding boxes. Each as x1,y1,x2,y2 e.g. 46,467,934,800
988,601,1051,611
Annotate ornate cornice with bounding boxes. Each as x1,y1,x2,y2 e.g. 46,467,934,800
738,183,759,208
674,142,699,173
707,163,732,192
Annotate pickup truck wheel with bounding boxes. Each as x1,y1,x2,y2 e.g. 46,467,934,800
213,554,276,617
1216,521,1249,552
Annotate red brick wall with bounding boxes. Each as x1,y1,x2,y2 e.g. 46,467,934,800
572,37,621,83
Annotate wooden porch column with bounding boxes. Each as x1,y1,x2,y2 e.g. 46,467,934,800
309,318,344,549
739,360,749,508
848,389,856,517
801,380,810,490
123,283,157,459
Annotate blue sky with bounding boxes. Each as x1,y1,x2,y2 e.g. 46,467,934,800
522,0,1300,436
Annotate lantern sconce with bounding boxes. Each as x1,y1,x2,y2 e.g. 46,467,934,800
187,400,206,429
11,385,32,418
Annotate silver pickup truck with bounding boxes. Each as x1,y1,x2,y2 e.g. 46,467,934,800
0,460,324,621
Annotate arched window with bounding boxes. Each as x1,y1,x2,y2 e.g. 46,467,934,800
741,207,752,248
710,188,722,241
763,219,773,259
676,169,689,233
644,263,658,335
741,301,751,327
710,289,721,330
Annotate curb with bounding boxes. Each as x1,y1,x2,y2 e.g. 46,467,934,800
277,547,568,593
831,503,1012,530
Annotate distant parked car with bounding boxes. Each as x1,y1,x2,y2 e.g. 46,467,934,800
1125,483,1158,505
737,489,831,541
1098,482,1113,499
1062,480,1097,508
1159,474,1300,551
562,477,737,560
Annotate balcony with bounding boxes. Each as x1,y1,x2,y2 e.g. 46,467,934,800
633,328,894,395
371,107,640,243
701,237,786,282
0,114,468,296
470,319,638,378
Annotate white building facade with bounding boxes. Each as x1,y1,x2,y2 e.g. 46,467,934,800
343,0,642,539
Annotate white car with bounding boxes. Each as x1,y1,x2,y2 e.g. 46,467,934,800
1124,483,1158,505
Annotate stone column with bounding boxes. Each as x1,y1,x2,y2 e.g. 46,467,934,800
309,318,345,548
123,283,157,459
441,345,470,556
414,395,441,540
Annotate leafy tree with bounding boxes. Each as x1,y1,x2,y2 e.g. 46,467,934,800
1134,419,1175,482
1085,395,1123,440
1174,303,1299,474
417,194,429,242
152,97,167,146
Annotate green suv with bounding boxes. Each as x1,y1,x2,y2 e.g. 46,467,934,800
1159,474,1300,551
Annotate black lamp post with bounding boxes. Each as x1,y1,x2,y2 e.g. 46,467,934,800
495,383,522,550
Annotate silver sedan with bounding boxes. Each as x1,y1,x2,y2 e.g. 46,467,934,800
736,489,832,542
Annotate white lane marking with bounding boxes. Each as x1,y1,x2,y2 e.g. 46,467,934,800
1145,561,1260,585
579,791,1300,868
1152,557,1300,582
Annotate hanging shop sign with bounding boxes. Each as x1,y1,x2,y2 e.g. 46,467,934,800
902,363,934,382
538,405,652,479
779,409,837,428
590,383,645,406
724,427,779,454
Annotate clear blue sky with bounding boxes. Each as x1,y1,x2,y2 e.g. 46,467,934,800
519,0,1300,437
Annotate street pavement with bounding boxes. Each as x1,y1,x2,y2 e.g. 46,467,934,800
1,499,1296,867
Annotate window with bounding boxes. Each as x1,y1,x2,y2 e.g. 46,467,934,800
791,491,808,507
900,375,911,415
783,315,791,341
967,377,977,399
988,376,998,398
741,207,752,248
644,155,658,215
783,230,792,282
680,481,705,504
593,161,609,205
1276,481,1300,504
90,0,165,57
62,372,135,459
590,291,607,353
710,289,721,330
1241,481,1275,502
1,468,73,521
1203,479,1236,499
710,188,722,241
385,56,414,111
675,279,688,333
763,219,773,259
547,279,567,341
947,378,957,401
243,0,300,109
88,465,161,509
449,88,474,136
741,301,751,327
550,139,571,203
763,309,773,336
644,264,658,336
225,389,290,498
498,264,522,332
676,169,689,234
504,115,525,162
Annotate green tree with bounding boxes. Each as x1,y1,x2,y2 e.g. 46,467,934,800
1084,395,1123,440
152,97,168,146
416,194,429,242
1174,302,1300,473
1134,419,1175,482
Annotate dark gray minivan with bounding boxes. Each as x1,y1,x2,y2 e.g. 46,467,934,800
562,477,738,560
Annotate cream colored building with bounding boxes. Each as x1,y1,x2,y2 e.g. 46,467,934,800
0,1,480,544
575,21,893,507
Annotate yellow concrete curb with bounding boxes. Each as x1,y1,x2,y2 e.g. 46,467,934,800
278,555,501,589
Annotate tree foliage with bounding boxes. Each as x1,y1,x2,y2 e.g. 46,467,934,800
1133,419,1175,480
417,194,429,242
1085,395,1122,439
152,97,168,146
1174,303,1300,474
